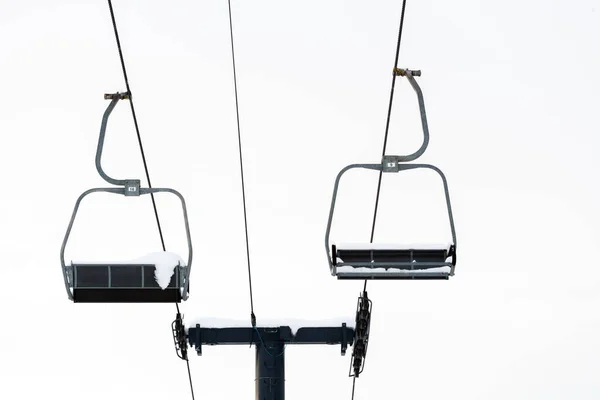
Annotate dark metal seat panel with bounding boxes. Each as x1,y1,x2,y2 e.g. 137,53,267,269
73,264,179,289
74,266,109,288
73,288,182,303
110,266,143,288
335,247,450,270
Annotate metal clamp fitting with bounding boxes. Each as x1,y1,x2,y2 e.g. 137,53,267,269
104,92,130,100
393,68,422,77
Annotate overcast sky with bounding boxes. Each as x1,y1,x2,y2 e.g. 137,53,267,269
1,0,599,399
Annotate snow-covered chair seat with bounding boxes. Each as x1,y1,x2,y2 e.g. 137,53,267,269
332,243,455,280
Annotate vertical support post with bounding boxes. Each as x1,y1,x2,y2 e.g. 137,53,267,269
255,341,285,400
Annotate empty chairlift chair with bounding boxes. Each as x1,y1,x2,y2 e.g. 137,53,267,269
60,92,193,302
325,69,457,280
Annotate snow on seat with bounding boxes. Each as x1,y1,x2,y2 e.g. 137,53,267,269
332,243,455,280
70,252,186,303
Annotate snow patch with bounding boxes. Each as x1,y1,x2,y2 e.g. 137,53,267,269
133,252,185,289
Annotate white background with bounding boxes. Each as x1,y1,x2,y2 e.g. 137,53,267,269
1,0,599,398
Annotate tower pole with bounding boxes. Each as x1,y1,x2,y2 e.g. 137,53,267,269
255,341,285,400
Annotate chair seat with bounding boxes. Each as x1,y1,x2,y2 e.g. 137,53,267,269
333,244,453,280
71,263,182,303
335,246,450,267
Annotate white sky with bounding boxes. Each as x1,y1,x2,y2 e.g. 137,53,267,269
1,0,599,399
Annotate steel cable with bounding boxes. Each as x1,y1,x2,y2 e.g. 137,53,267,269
226,0,257,327
354,1,409,398
107,2,195,399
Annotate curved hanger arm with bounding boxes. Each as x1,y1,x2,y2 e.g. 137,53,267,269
391,69,430,162
96,93,130,186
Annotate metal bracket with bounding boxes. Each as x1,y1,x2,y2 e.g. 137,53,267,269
382,155,401,172
193,324,202,355
393,68,421,77
448,244,457,266
104,92,130,100
179,266,188,288
341,322,348,356
123,180,141,196
65,265,74,286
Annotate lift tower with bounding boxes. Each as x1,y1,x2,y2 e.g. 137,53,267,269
172,296,372,400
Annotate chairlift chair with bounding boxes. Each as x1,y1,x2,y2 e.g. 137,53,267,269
325,70,457,280
60,92,193,302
